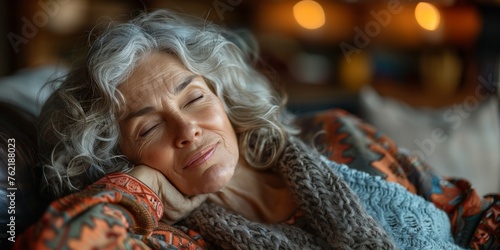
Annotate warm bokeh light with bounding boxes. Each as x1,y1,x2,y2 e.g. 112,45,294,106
415,2,441,31
293,0,326,29
339,52,373,92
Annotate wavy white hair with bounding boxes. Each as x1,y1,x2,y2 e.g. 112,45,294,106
38,10,296,198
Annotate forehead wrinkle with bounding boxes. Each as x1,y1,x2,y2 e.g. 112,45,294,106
123,70,186,115
119,52,194,116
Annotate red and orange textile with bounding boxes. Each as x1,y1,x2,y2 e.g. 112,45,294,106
14,174,208,250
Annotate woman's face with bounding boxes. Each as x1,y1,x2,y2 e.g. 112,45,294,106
118,52,239,195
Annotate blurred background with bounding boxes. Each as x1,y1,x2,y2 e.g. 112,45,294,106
0,0,499,194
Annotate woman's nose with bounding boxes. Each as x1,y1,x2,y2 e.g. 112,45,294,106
174,116,202,148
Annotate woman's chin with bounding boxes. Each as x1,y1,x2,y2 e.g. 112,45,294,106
199,163,235,194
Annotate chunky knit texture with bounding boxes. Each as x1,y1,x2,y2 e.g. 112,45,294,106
330,160,464,250
184,137,462,249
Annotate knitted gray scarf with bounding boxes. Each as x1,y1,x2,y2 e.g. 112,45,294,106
184,137,396,249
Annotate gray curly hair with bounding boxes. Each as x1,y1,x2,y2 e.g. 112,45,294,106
38,9,297,198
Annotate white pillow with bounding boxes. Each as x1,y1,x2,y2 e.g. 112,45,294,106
360,86,500,196
0,65,65,115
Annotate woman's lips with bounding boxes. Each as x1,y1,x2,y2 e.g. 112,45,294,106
184,143,217,169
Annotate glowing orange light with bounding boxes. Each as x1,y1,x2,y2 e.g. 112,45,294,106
415,2,441,31
293,0,326,30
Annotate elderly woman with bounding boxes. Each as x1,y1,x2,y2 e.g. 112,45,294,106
14,10,498,250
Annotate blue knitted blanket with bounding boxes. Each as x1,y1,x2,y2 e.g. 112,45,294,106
325,157,464,250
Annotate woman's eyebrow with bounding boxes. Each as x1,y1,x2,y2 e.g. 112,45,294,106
174,74,197,95
124,75,198,122
124,106,155,121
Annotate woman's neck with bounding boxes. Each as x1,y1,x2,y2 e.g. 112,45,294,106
207,161,297,223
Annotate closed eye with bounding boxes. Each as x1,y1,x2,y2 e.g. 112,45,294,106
139,123,160,138
187,94,204,105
